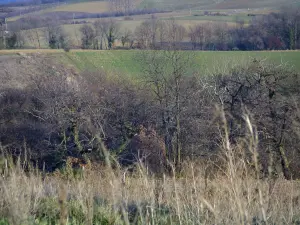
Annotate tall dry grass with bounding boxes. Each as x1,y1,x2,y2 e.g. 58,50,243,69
1,113,300,225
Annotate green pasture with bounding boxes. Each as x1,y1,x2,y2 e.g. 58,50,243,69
61,50,300,77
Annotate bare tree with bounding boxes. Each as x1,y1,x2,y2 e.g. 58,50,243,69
80,24,95,49
135,20,152,49
139,49,194,166
213,22,230,50
44,22,68,49
121,29,133,47
189,24,205,50
215,60,300,179
157,20,167,48
134,16,163,49
165,18,186,49
94,20,106,49
109,0,134,14
93,19,119,49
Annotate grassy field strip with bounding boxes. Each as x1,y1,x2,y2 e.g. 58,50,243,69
1,50,299,75
60,50,300,76
7,1,110,21
52,1,110,13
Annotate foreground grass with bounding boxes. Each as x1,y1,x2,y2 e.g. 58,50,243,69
1,157,300,225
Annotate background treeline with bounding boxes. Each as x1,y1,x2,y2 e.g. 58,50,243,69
1,7,300,50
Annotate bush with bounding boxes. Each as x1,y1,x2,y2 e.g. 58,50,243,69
63,45,71,52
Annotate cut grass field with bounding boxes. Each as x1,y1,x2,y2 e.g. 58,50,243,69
52,1,110,13
7,1,110,21
1,50,300,76
59,50,300,76
176,15,252,23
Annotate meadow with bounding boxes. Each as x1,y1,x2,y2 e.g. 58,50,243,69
7,1,110,21
52,1,110,13
1,50,299,76
59,50,300,76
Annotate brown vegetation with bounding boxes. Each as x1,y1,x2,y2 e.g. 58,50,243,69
120,125,168,174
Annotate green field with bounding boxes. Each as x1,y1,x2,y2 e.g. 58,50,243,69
52,1,110,13
1,49,299,76
176,14,252,23
59,50,300,76
7,1,110,21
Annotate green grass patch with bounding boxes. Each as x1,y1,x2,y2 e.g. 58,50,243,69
60,50,300,77
176,15,252,23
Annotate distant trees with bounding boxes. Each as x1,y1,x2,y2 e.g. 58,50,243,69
231,7,300,50
80,24,95,49
44,22,68,49
109,0,134,14
5,33,17,48
187,8,300,51
135,17,186,49
135,20,154,49
0,20,24,49
3,7,300,50
121,29,133,47
139,49,196,166
93,19,119,49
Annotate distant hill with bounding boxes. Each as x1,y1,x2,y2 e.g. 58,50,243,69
0,0,65,6
0,0,32,4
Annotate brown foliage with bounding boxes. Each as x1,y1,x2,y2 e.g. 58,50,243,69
120,125,168,174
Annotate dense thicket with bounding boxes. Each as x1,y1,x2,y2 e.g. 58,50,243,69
1,53,300,179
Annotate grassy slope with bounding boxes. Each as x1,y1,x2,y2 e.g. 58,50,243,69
1,50,299,76
175,15,252,23
52,1,110,13
59,50,300,76
7,1,110,21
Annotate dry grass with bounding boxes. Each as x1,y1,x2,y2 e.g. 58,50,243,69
1,112,300,225
1,155,300,224
7,1,110,22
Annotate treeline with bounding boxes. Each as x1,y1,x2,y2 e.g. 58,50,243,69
74,7,300,51
1,7,299,50
134,7,300,50
1,51,300,179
